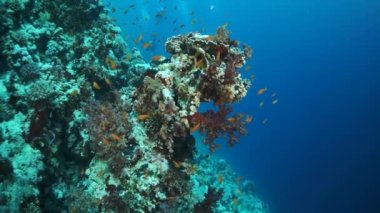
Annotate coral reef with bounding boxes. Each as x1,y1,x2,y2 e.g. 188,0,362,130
0,0,266,212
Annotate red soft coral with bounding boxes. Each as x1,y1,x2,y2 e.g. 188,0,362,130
189,105,249,152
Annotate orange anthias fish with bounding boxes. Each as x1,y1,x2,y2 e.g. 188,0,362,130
110,133,122,142
190,123,201,132
105,56,117,69
173,161,181,168
138,114,150,121
195,57,205,68
151,55,164,62
134,33,143,44
257,87,267,95
245,115,253,123
227,117,238,123
142,42,152,49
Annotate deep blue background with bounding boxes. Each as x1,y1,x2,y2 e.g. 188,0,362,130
108,0,380,212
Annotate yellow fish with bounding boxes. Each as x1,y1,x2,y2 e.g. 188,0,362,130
93,81,101,90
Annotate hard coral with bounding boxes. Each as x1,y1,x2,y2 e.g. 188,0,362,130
18,63,41,82
193,187,223,213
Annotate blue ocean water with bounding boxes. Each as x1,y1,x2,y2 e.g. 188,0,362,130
108,0,380,212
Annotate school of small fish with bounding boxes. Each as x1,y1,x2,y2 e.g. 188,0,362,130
109,0,230,56
109,1,279,128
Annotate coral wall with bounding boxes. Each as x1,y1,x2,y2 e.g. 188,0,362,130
0,0,266,212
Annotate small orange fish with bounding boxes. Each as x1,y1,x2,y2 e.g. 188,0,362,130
195,58,204,68
134,33,143,44
93,81,101,90
204,35,214,41
151,55,164,62
216,50,221,61
106,57,117,69
190,123,201,132
257,87,267,95
110,62,117,69
102,139,110,146
173,161,181,168
142,42,152,49
110,133,121,142
217,174,223,184
227,117,237,123
245,115,253,123
138,114,150,121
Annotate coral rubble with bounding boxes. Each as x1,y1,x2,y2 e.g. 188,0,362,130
0,0,266,212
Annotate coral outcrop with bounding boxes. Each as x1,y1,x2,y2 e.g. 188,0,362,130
0,0,266,212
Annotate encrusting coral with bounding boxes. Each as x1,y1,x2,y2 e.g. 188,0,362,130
0,0,266,212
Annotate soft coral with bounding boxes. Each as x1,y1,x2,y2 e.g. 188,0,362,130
189,105,249,152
